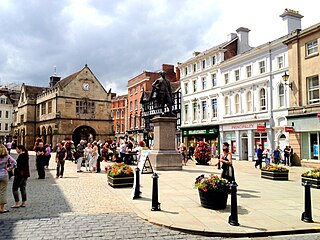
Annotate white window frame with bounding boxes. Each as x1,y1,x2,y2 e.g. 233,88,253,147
308,75,319,104
247,91,252,112
212,56,216,65
259,61,266,74
193,80,197,93
260,88,266,110
202,77,206,90
235,94,240,113
193,102,198,121
184,82,188,95
306,40,318,57
224,73,229,84
211,73,217,87
278,83,285,107
201,100,207,120
224,96,230,115
184,104,189,122
234,69,240,81
246,65,252,78
202,60,206,69
211,98,217,118
277,56,284,69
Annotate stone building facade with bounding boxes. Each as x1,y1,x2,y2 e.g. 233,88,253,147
12,65,114,149
284,21,320,165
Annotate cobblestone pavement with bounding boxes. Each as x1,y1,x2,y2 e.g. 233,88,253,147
0,153,215,240
1,153,319,240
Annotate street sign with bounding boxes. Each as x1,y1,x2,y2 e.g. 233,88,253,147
256,125,266,132
284,126,294,132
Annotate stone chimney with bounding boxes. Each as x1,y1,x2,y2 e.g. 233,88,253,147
236,27,251,54
227,33,237,42
175,67,180,81
280,9,303,34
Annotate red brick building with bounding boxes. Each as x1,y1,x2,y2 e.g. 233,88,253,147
127,64,179,141
111,94,128,139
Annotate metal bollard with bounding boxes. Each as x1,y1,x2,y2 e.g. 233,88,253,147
228,181,240,226
133,167,142,199
301,181,313,223
151,172,161,211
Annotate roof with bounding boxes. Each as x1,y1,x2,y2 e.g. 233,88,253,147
54,70,81,89
24,85,46,99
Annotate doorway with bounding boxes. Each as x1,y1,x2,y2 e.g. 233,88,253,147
241,133,248,160
72,126,96,146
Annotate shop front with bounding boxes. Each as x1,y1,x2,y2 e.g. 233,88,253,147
181,126,219,157
220,121,272,161
287,115,320,164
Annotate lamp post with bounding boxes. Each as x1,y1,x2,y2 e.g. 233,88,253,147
282,72,292,90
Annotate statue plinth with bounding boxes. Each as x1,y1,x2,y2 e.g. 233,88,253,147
149,116,182,171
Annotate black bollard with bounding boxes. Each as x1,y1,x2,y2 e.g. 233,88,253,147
301,181,313,223
228,181,240,226
151,172,161,211
217,160,221,170
133,167,141,199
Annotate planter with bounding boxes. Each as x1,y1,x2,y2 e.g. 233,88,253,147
195,158,210,165
261,170,288,181
301,177,320,189
198,189,228,210
107,176,134,188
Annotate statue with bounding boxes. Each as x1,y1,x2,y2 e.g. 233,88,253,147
151,71,174,116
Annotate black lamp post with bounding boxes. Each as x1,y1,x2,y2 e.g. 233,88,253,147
282,72,293,90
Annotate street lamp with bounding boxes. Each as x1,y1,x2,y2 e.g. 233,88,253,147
282,72,293,90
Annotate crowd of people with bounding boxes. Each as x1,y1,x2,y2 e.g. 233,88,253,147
255,145,294,169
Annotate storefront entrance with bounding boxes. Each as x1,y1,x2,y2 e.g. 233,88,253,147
241,133,248,160
72,126,96,146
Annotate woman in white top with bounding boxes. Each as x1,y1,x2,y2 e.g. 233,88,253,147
84,143,93,171
89,145,99,173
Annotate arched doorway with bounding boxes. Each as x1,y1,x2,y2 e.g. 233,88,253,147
241,133,248,160
72,126,96,146
47,126,53,146
42,127,47,144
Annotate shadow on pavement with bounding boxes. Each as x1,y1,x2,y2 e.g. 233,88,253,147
0,154,72,240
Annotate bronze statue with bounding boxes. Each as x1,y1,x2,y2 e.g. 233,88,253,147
151,71,174,116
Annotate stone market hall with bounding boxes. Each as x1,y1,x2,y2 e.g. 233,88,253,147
12,65,114,149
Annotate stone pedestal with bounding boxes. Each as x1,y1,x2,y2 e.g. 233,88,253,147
149,116,182,171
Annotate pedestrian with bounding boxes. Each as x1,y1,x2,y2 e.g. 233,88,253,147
44,143,51,169
289,146,294,166
90,143,99,173
179,143,187,166
84,143,93,171
11,145,30,208
271,146,282,164
120,141,127,163
35,142,46,179
0,144,16,213
56,142,67,178
96,141,102,173
216,143,234,183
255,144,263,169
76,140,85,173
188,144,195,161
284,146,290,166
6,141,12,155
262,147,271,166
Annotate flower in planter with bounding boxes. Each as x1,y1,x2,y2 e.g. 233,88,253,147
107,163,134,178
194,174,229,193
194,141,211,163
261,164,289,172
302,168,320,179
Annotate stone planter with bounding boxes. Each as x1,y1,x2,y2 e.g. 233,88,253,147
301,177,320,189
198,189,228,210
195,158,210,165
107,175,134,188
261,170,288,181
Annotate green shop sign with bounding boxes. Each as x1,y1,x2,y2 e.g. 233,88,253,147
183,128,218,136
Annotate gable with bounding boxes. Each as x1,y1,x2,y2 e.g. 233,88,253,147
58,66,110,100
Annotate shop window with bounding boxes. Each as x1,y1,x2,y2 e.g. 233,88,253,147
260,88,266,110
310,133,319,159
279,84,285,107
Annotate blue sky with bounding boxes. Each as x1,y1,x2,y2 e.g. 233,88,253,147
0,0,318,94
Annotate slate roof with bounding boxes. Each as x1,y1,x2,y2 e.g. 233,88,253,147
24,85,46,99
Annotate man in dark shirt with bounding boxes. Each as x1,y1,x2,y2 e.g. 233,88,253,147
76,140,85,173
56,142,67,178
255,144,263,169
35,141,46,179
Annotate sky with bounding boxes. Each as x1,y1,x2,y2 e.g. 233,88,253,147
0,0,319,94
